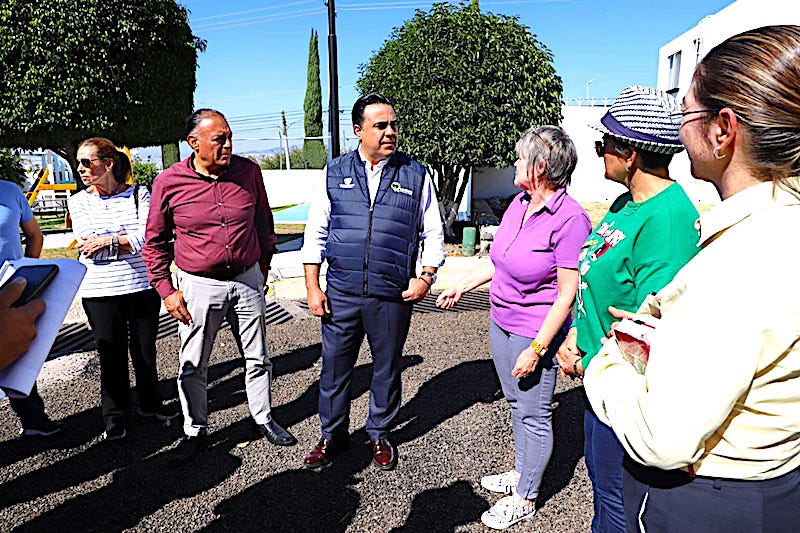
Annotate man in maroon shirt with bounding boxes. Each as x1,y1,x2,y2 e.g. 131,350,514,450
143,109,296,466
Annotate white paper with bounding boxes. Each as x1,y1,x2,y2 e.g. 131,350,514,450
0,258,86,398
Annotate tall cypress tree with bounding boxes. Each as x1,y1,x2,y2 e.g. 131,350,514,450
303,29,327,168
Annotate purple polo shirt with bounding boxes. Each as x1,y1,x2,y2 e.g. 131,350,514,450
489,188,590,338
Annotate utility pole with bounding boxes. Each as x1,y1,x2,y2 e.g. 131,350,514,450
326,0,340,159
281,110,291,170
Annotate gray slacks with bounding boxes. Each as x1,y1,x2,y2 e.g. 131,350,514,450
490,319,560,501
176,264,273,436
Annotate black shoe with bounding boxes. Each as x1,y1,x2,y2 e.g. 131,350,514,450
170,435,206,466
102,424,127,441
20,418,65,437
138,404,180,421
257,420,297,446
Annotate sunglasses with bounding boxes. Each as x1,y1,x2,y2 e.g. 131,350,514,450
77,157,107,168
594,140,605,158
374,120,399,131
670,109,719,119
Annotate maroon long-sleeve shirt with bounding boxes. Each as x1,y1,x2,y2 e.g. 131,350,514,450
143,155,277,299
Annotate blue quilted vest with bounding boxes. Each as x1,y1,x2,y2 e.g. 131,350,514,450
325,150,426,298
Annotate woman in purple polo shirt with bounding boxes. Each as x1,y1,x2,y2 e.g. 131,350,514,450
437,125,590,530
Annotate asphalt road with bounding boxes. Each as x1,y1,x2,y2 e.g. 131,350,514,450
0,306,594,532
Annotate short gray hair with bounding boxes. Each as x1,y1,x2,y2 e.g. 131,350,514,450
515,125,578,189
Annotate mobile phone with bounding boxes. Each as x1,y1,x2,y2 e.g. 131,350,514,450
0,264,59,307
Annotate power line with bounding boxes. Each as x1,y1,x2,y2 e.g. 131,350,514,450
190,0,320,22
192,0,564,32
193,8,326,32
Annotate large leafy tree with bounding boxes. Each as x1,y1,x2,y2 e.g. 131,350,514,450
0,149,25,187
357,1,562,233
0,0,205,173
303,29,327,168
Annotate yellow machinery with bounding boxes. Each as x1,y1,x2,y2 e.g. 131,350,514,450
25,166,76,207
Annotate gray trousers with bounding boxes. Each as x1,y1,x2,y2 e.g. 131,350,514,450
176,264,273,436
490,320,560,501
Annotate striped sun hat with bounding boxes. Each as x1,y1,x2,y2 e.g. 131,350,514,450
590,85,684,155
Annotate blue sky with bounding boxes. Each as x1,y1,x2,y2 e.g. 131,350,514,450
178,0,734,156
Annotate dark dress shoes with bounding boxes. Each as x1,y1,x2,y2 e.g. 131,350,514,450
371,438,397,471
170,434,206,467
303,438,347,469
258,420,297,446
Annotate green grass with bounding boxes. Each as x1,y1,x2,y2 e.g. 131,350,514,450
35,213,69,232
40,246,77,260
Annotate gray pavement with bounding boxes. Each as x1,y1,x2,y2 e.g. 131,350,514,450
0,301,594,532
15,236,593,530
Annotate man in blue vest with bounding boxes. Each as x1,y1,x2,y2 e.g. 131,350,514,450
300,93,445,470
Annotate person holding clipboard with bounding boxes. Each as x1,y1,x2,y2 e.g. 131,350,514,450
0,178,62,437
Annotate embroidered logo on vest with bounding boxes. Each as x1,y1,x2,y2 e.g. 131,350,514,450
338,177,355,189
391,181,413,196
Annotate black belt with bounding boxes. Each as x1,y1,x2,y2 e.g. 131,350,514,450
190,265,251,281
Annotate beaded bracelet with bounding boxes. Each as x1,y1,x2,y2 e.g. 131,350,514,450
573,358,583,379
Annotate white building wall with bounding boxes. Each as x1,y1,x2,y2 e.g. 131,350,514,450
474,106,718,205
262,105,720,212
262,169,323,208
657,0,800,98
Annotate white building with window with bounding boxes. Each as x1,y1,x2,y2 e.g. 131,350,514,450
652,0,800,204
657,0,800,97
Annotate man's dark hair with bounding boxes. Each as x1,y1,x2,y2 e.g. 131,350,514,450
351,93,394,127
185,108,227,138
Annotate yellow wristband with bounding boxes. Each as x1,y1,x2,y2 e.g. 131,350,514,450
529,340,547,356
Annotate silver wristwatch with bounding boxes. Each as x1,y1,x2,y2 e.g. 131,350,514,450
419,271,437,285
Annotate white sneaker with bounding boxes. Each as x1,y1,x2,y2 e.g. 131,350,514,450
480,469,519,495
481,495,536,530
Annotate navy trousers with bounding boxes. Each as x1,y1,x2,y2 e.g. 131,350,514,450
623,457,800,533
7,384,48,428
585,407,627,533
319,286,413,440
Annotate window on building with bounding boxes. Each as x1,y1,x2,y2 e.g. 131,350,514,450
668,51,682,92
694,38,703,65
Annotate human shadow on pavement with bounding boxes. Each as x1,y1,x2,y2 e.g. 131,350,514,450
389,480,490,533
14,420,247,532
202,359,501,532
0,344,319,517
7,353,419,531
0,358,237,470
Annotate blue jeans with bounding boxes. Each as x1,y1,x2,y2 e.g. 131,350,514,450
489,320,559,501
585,407,626,533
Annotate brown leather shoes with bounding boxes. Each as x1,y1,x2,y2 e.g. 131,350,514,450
371,438,397,470
303,438,347,469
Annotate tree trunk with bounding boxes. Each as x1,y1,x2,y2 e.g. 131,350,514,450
54,144,83,191
161,142,181,169
431,163,467,240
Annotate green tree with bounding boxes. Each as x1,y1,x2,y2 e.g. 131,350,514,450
250,149,317,170
131,158,160,190
0,0,205,175
303,29,327,168
0,149,25,187
357,2,562,234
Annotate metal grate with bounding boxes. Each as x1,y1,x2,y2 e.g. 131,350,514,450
413,289,490,313
48,300,295,360
295,289,491,314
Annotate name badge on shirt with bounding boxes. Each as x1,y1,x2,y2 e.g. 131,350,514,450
338,177,356,189
391,181,413,196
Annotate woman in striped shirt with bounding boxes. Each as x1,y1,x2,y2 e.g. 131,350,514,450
68,138,177,441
